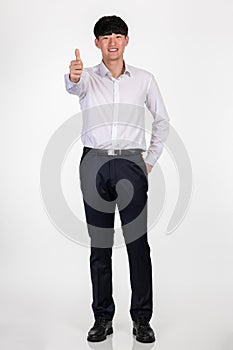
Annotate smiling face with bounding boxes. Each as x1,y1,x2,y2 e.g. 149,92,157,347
95,33,129,63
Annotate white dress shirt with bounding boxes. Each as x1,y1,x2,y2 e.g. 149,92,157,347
64,60,170,166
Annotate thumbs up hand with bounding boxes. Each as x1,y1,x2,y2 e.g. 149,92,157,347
69,48,83,83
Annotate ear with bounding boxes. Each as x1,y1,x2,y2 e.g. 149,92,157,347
94,38,100,49
125,36,129,46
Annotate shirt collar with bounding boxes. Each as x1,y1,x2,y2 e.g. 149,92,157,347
99,60,132,78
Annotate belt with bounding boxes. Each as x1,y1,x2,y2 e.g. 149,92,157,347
84,147,143,156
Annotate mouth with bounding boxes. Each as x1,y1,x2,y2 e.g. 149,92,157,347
108,48,119,52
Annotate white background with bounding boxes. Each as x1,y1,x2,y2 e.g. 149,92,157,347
1,0,233,349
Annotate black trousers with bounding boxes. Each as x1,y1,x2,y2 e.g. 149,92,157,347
79,147,153,321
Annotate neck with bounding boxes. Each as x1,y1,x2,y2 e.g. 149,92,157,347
102,58,125,79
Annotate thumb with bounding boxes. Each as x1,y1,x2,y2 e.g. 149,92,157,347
75,48,80,60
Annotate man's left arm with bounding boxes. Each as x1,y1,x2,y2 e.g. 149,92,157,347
144,74,170,173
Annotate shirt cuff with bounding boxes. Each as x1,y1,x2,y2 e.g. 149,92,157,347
64,73,81,90
144,152,158,167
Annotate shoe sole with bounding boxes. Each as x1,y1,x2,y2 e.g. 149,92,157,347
87,327,113,342
133,327,155,343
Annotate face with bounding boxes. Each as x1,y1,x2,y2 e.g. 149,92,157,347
95,33,129,62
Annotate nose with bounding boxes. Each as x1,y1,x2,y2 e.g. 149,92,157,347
109,35,116,45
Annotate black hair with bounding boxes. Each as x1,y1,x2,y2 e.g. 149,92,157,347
94,15,128,39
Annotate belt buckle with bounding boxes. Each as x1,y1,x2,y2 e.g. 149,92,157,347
107,149,121,156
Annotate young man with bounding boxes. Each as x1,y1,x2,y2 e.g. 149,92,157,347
64,15,170,343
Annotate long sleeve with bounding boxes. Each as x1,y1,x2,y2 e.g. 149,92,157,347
144,75,170,166
64,70,89,99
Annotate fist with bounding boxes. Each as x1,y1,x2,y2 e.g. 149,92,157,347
145,163,153,174
69,49,83,83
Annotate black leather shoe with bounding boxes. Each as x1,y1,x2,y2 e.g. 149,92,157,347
133,317,155,343
87,317,113,342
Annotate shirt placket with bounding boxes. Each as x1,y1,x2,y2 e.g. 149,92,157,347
111,78,119,149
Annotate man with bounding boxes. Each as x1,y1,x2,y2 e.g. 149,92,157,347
64,15,169,343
